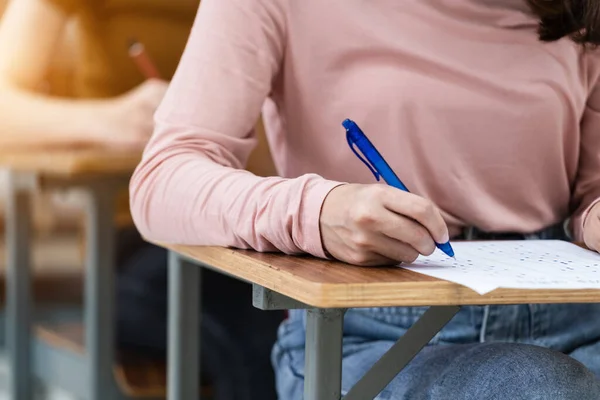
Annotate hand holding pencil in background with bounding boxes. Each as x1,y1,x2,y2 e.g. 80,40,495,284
94,79,167,149
128,39,162,79
87,39,168,150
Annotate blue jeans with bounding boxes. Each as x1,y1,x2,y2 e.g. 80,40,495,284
272,226,600,399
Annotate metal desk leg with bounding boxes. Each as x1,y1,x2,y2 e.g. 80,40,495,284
83,185,117,400
6,172,33,400
304,308,345,400
168,252,200,400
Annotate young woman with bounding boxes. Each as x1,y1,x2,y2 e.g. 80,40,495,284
0,0,281,398
131,0,600,398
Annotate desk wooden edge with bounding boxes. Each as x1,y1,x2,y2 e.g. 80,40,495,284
0,151,141,179
158,243,600,308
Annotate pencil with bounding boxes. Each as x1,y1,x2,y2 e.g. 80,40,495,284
128,39,161,79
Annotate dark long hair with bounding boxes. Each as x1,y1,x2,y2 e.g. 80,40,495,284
527,0,600,45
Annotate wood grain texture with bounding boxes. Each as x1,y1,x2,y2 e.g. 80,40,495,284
162,244,600,308
0,148,141,177
35,322,211,398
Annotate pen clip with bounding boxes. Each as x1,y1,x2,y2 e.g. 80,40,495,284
346,134,381,181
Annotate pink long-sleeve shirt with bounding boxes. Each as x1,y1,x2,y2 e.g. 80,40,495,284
130,0,600,259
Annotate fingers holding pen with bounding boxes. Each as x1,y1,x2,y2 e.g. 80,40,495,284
320,184,450,266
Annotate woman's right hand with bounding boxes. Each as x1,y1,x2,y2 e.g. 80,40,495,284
91,79,169,149
319,184,450,266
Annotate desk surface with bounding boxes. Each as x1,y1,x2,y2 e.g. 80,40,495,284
0,148,141,177
166,244,600,308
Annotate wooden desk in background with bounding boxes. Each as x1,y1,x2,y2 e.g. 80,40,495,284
160,244,600,400
0,148,140,400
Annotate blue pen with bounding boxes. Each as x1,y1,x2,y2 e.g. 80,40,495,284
342,118,455,259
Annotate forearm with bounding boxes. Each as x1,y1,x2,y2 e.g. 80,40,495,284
0,83,112,148
128,0,322,252
130,142,340,258
0,0,108,148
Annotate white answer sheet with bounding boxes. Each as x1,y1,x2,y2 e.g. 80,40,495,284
403,240,600,295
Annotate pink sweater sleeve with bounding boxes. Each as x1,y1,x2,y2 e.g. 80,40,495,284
129,0,341,258
571,70,600,241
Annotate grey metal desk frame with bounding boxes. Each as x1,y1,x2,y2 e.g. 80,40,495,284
5,170,140,400
167,251,461,400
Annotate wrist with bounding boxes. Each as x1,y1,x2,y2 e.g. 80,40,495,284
72,99,119,141
584,202,600,228
302,179,346,259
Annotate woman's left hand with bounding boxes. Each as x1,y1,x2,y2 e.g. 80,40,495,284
583,202,600,252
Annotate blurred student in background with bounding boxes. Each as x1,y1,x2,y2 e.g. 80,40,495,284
0,0,282,398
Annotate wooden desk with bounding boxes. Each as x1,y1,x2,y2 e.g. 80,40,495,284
170,245,600,308
162,244,600,400
0,148,140,178
0,148,140,400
